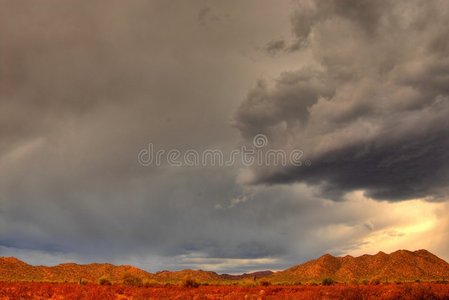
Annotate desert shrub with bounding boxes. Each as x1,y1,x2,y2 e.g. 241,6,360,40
98,277,112,286
182,279,200,288
122,273,143,287
239,279,257,287
259,280,271,287
78,278,88,285
142,279,160,287
370,279,381,285
322,278,335,286
362,279,369,285
435,280,449,284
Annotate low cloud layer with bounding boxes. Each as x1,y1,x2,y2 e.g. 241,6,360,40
235,0,449,201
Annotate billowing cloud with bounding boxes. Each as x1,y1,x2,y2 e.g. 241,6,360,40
235,0,449,201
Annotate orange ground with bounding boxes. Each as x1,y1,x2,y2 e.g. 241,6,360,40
0,282,449,299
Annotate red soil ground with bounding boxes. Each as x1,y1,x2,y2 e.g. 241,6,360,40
0,282,449,300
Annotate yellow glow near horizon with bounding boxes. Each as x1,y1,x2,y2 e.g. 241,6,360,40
345,191,447,258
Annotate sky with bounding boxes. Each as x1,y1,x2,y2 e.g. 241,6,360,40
1,0,449,274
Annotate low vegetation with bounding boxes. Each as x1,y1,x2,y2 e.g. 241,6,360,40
122,273,143,287
1,282,449,299
322,278,335,286
182,278,200,288
98,277,111,286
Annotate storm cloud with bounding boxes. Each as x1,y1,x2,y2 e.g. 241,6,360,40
0,0,321,272
235,0,449,201
1,0,449,274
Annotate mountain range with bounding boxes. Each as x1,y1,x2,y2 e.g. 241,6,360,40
269,249,449,284
1,249,448,285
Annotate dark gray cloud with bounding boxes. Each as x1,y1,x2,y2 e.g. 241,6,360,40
235,0,449,201
264,40,287,56
0,0,328,273
1,0,448,274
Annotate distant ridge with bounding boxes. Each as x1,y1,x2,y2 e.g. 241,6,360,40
0,257,150,283
1,249,448,284
268,249,449,284
220,270,274,280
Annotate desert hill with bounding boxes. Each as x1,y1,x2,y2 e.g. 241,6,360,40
1,249,448,285
0,257,151,284
268,249,449,284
